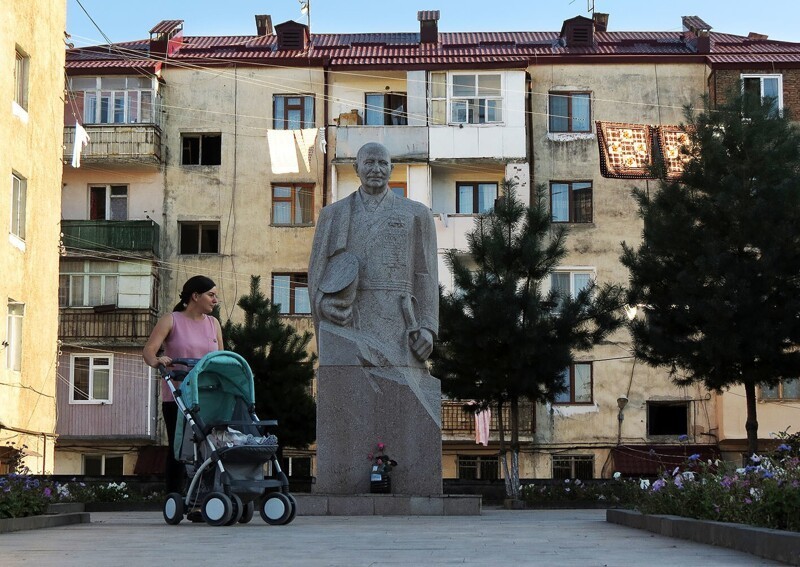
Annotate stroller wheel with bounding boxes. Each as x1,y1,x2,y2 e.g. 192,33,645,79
163,493,184,525
260,492,292,525
201,491,233,526
224,494,244,526
285,493,297,525
239,501,255,524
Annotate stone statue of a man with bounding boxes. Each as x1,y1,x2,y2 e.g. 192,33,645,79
309,141,442,495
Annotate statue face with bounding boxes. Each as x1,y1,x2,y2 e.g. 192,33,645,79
355,145,393,195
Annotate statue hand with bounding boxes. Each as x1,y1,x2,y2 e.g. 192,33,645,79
409,328,434,361
320,295,353,326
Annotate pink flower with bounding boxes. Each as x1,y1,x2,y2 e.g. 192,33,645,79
377,443,385,451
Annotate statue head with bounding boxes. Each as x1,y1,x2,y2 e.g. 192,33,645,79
354,142,394,196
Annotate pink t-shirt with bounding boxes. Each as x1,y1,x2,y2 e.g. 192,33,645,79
160,311,219,401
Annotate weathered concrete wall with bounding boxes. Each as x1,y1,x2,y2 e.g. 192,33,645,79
0,0,67,474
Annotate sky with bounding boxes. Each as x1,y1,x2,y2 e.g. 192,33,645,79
66,0,800,47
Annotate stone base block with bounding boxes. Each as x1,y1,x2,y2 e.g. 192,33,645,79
293,493,481,516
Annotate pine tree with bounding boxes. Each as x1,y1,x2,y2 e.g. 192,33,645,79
621,87,800,456
432,181,625,498
223,276,317,452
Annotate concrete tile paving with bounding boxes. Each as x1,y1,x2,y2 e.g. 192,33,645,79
0,509,780,566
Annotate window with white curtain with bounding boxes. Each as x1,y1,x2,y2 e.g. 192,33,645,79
58,261,119,307
549,91,591,133
72,76,156,125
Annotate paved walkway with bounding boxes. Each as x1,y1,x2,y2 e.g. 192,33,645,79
0,508,781,566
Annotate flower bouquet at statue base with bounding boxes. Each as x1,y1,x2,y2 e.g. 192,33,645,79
368,442,397,494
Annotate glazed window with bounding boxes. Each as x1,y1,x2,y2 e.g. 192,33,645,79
457,455,499,480
365,92,407,125
10,173,27,240
272,184,313,226
742,74,783,117
550,181,592,223
430,72,503,125
761,379,800,401
179,222,220,254
89,185,128,220
274,95,315,130
456,182,497,214
554,362,593,404
181,134,221,165
549,91,591,133
552,455,593,480
70,354,113,403
5,300,24,371
72,76,157,124
58,261,119,307
14,48,29,110
272,273,311,315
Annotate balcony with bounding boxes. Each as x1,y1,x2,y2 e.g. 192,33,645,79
442,401,534,440
59,307,158,343
334,125,428,162
63,124,161,164
61,220,160,256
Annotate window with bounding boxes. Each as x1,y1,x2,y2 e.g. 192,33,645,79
272,273,310,315
550,181,592,223
10,173,26,240
742,74,783,117
549,91,591,133
5,301,24,371
273,95,315,130
72,76,156,125
181,134,221,166
456,182,497,214
279,456,312,477
179,222,220,254
389,183,407,198
83,454,123,475
14,48,29,110
70,354,112,403
554,362,592,404
552,455,593,480
647,401,688,436
89,185,128,220
58,261,119,307
272,184,313,226
761,379,800,401
457,455,499,480
430,72,503,125
365,92,407,125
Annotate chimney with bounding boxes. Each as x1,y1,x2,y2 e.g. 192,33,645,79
418,10,440,44
748,32,768,40
255,15,273,36
593,12,609,33
275,20,309,51
681,16,712,54
149,20,184,59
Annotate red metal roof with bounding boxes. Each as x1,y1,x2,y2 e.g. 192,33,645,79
417,10,440,22
65,26,800,73
149,20,183,35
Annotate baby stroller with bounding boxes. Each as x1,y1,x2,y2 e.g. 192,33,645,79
158,350,296,526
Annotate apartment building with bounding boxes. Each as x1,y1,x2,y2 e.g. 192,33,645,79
58,9,800,481
0,0,67,474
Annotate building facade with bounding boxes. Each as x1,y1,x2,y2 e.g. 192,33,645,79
0,0,67,474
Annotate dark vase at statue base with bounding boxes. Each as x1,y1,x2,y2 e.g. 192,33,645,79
370,476,391,494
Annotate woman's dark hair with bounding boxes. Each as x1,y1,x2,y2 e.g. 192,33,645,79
173,275,216,312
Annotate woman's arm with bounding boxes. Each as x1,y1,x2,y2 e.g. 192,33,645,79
143,313,174,368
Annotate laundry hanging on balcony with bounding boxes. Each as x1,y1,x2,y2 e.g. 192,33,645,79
71,121,91,168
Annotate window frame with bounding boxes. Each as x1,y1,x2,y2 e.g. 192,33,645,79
178,221,220,255
271,184,314,226
647,401,689,437
364,92,408,125
429,71,503,126
14,48,29,111
457,455,499,480
271,273,311,316
273,94,315,130
760,379,800,401
89,184,128,221
73,76,157,125
389,182,407,198
58,260,119,308
180,133,222,166
69,353,113,404
83,453,124,475
548,91,592,133
554,362,593,405
10,173,27,241
552,455,594,480
741,73,783,117
5,300,24,372
550,181,593,223
456,181,498,214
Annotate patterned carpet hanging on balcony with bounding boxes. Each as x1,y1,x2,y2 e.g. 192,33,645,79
657,125,694,180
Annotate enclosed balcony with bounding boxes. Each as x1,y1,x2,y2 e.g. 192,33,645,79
61,220,160,256
63,124,162,164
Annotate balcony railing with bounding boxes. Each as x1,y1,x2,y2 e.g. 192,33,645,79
334,125,428,161
442,400,534,437
59,307,158,342
61,220,160,256
63,124,161,164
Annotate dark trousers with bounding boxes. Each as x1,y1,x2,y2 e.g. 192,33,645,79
162,402,185,493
